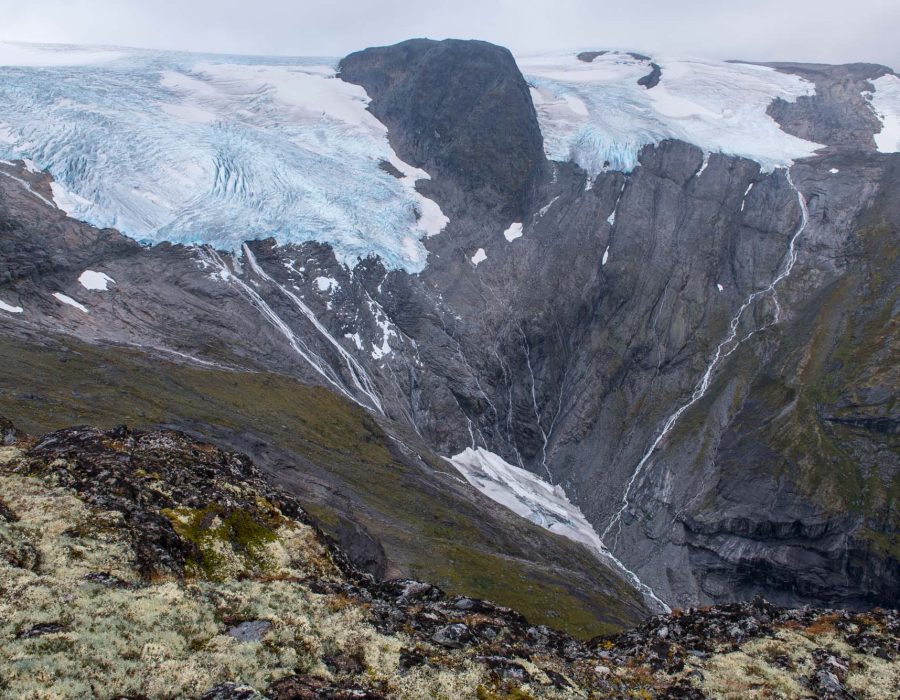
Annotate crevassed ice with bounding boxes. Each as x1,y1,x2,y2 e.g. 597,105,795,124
519,51,824,174
0,43,447,272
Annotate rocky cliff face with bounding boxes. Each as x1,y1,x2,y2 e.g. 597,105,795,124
0,39,896,621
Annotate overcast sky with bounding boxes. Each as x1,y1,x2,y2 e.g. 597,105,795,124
1,0,897,69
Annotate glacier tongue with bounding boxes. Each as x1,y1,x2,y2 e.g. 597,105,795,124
447,447,670,613
0,43,447,272
520,51,824,175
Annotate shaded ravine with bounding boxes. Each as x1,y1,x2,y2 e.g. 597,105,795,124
599,167,811,575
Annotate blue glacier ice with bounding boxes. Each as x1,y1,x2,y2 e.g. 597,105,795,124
0,43,447,272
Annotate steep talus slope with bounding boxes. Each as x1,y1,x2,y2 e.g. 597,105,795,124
1,419,897,699
0,40,897,619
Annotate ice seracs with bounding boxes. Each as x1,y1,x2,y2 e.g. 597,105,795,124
78,270,115,291
519,50,823,175
0,44,447,273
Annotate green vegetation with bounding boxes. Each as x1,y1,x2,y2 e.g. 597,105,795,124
0,333,646,638
164,506,280,581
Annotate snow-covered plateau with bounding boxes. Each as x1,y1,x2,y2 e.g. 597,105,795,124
520,51,826,174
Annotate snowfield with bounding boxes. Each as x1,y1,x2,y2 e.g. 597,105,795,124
520,51,824,174
502,222,523,242
448,447,613,554
0,299,23,313
0,43,447,272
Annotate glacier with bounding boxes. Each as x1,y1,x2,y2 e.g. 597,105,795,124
0,42,447,272
519,51,824,174
867,73,900,154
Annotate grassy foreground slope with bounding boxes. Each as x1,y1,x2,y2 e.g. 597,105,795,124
0,330,646,638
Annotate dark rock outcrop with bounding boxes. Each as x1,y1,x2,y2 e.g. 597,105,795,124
340,39,545,221
766,62,894,151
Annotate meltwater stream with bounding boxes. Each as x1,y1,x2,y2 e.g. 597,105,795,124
599,169,811,587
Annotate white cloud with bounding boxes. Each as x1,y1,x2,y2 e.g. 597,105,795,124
0,0,896,69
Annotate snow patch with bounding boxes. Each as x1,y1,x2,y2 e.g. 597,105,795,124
314,276,339,293
716,283,724,292
447,447,670,612
50,182,92,216
829,168,840,174
53,292,88,313
344,332,363,351
367,297,397,361
78,270,115,291
602,246,610,265
448,448,611,556
503,222,523,242
538,196,559,217
868,74,900,153
471,248,487,266
696,152,710,177
0,299,23,313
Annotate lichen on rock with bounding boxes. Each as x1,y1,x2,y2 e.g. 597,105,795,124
0,419,896,699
